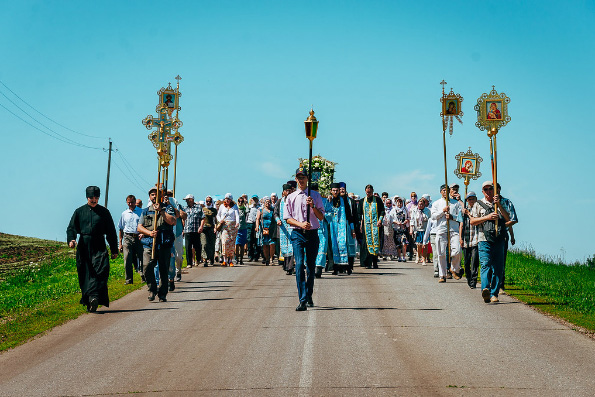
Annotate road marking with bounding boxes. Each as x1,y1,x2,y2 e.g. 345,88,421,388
298,309,316,396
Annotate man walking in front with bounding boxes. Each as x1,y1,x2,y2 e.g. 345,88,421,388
67,186,119,312
284,168,325,311
470,181,510,303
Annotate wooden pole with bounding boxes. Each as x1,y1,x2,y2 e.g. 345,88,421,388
104,139,112,208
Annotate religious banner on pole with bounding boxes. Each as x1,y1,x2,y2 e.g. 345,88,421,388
474,85,511,235
454,147,483,200
141,76,184,257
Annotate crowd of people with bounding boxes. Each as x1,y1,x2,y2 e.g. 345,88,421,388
66,173,518,312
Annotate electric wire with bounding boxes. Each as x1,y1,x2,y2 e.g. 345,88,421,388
112,156,146,192
0,79,104,139
114,145,152,186
0,101,102,150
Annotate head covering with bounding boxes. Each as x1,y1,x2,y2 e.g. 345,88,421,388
282,184,291,191
205,196,214,208
482,180,494,189
271,192,277,197
184,194,194,200
467,191,477,198
287,180,297,189
199,200,205,206
338,182,346,189
167,189,174,196
251,194,259,199
449,183,459,189
422,194,431,200
440,184,447,191
263,196,270,201
330,182,341,189
86,186,100,198
224,193,233,200
295,167,308,177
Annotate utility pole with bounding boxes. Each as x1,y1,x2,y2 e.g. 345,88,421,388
105,138,112,208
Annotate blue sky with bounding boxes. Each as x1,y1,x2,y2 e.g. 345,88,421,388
1,1,594,262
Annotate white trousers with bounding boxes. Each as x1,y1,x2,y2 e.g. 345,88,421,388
435,232,461,278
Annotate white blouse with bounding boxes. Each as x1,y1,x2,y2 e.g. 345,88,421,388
217,205,240,224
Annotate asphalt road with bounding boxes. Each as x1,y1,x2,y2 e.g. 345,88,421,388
1,259,594,396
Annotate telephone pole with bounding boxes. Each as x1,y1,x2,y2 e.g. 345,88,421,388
105,138,112,208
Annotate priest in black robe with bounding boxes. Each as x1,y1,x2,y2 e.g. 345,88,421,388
67,186,118,312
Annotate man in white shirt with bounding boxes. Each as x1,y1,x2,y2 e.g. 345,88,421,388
430,184,462,283
118,194,143,284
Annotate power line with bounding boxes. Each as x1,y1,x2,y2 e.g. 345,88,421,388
0,101,102,150
114,145,152,186
0,79,104,139
111,156,146,192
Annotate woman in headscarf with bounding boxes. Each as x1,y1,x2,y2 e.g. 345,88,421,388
381,198,398,260
256,196,275,265
389,197,409,262
235,196,249,265
217,194,240,266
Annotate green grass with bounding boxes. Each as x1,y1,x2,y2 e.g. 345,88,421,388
0,251,144,351
504,250,595,333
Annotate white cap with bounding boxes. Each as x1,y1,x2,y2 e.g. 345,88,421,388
184,194,194,200
225,193,233,200
482,180,493,189
271,192,277,197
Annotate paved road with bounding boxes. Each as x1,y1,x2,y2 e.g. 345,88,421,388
1,260,595,396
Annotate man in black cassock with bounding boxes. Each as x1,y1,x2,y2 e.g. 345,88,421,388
67,186,119,312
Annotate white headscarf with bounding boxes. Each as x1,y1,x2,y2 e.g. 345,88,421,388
205,196,214,208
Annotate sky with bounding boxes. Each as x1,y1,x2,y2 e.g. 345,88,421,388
1,1,594,263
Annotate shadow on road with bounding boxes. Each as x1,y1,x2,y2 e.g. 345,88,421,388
314,306,442,311
94,307,179,314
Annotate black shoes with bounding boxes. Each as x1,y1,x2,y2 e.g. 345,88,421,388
88,297,98,313
148,292,156,301
307,298,314,307
315,267,323,278
347,268,352,275
159,297,167,302
296,302,307,311
332,270,338,275
169,281,175,291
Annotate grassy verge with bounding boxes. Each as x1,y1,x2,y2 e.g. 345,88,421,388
504,250,595,334
0,251,144,351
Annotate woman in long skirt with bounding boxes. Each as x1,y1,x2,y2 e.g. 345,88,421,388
217,194,240,266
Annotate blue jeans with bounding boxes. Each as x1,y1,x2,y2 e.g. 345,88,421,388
291,229,319,304
478,238,506,298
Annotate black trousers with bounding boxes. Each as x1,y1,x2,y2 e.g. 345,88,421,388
185,232,202,267
463,245,479,287
247,223,260,260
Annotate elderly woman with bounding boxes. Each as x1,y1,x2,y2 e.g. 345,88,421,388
390,197,409,262
381,198,398,260
217,194,240,266
256,196,275,266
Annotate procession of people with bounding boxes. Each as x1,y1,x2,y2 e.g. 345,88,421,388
67,176,517,312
